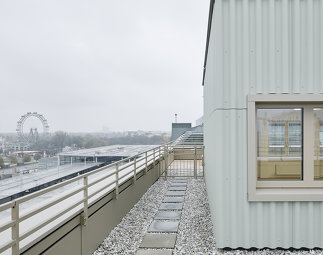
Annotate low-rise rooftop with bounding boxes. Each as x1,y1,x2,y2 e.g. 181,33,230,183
58,145,156,158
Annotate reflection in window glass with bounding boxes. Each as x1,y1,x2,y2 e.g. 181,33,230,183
314,108,323,180
257,108,303,180
268,123,285,155
288,123,302,155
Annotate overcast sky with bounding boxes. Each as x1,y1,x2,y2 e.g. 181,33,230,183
0,0,209,133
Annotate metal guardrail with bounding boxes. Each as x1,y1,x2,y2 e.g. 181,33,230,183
0,144,173,255
164,146,204,178
0,143,204,255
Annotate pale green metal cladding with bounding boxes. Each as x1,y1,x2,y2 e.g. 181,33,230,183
203,0,323,248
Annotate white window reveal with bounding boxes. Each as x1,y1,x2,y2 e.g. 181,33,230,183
248,94,323,201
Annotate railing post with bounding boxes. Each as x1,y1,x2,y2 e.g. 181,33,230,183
133,157,137,184
159,147,161,160
153,148,155,166
158,147,162,175
164,146,168,180
145,152,147,175
115,163,119,199
12,201,19,255
202,146,205,176
194,147,197,179
82,176,88,226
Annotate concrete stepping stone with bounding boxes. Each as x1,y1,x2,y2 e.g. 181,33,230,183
148,220,179,233
165,191,185,196
163,196,184,203
159,202,183,210
140,233,177,248
136,249,173,255
169,183,187,187
155,210,181,220
171,179,187,183
168,186,186,191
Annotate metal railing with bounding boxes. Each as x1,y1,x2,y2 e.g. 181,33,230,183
163,146,204,178
0,142,204,255
0,144,172,255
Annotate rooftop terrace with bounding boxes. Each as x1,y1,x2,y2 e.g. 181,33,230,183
93,173,323,255
1,132,322,254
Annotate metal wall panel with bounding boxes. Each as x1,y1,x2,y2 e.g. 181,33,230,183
203,0,323,249
209,0,323,110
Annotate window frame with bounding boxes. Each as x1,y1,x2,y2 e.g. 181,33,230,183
248,94,323,201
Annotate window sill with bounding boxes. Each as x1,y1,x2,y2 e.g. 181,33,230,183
248,188,323,201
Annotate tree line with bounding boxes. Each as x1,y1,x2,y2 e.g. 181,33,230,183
31,131,168,152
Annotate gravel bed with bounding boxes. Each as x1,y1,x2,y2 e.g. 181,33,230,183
173,178,217,255
173,179,323,255
92,177,323,255
92,178,169,255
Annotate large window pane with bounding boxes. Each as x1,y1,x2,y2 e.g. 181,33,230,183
257,108,303,180
314,108,323,180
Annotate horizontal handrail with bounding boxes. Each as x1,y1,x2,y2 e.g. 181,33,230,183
88,170,117,188
20,198,85,241
88,181,116,200
118,162,135,172
0,142,204,254
0,201,15,212
19,186,85,222
0,240,16,254
0,220,15,233
118,171,133,180
15,173,85,204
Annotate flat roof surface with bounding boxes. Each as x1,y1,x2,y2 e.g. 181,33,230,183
59,144,157,157
0,163,98,199
0,145,158,199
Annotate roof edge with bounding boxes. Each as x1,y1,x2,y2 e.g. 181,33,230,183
202,0,215,86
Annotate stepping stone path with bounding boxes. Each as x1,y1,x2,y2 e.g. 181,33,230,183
136,179,188,255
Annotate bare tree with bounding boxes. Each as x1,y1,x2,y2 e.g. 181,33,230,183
0,157,4,168
23,154,31,163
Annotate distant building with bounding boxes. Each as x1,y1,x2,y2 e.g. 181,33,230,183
171,119,203,141
58,145,155,166
5,143,30,152
171,123,192,141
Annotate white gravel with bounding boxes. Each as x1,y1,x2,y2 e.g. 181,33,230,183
93,177,323,255
174,179,217,255
92,178,169,255
174,179,323,255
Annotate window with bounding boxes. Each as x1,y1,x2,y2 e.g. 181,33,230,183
314,109,323,180
248,94,323,201
257,108,303,180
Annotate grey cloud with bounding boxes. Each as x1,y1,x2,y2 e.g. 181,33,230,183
0,0,209,132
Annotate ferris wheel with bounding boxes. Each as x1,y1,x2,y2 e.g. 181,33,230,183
16,112,50,143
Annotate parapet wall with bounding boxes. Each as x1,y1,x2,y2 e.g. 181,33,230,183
22,160,165,255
